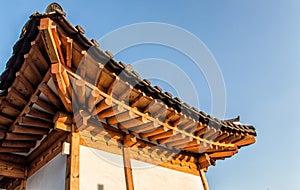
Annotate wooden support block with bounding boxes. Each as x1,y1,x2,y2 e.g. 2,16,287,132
124,134,137,147
55,121,72,132
53,112,73,125
38,82,63,110
198,154,213,170
138,126,168,138
74,110,91,132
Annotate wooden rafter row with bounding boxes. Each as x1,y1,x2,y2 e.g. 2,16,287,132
65,68,236,150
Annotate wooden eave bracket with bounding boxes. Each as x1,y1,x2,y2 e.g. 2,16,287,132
54,112,72,132
197,153,216,171
73,110,91,132
123,134,137,147
40,17,73,113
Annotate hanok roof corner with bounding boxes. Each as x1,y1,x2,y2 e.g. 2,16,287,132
0,2,256,185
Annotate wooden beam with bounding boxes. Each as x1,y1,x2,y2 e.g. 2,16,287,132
130,122,160,134
51,64,72,112
0,153,26,164
1,140,36,148
25,107,54,123
31,95,57,115
0,147,30,153
30,41,49,72
61,36,73,68
148,130,176,141
107,110,139,125
92,98,112,115
40,18,60,63
27,130,68,177
234,135,256,147
18,117,53,129
38,82,63,110
11,124,49,135
98,105,125,119
0,160,25,179
87,89,102,113
122,146,134,190
209,151,235,159
15,72,34,93
7,87,27,106
5,133,43,141
118,116,147,130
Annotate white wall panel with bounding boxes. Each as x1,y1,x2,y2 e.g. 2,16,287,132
26,153,66,190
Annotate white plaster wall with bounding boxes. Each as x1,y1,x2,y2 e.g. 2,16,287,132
80,145,126,190
131,159,204,190
80,145,204,190
26,153,66,190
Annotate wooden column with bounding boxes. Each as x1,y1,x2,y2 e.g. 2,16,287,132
122,146,134,190
199,169,210,190
65,130,80,190
122,134,136,190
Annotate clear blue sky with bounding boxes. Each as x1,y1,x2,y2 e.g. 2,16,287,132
1,1,300,189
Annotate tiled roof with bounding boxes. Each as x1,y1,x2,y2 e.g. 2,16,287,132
0,7,255,137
